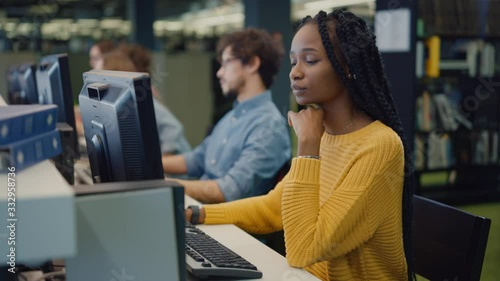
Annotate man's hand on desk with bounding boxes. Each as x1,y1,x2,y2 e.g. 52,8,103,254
186,205,206,224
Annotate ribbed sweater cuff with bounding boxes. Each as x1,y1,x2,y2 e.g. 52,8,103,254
288,157,321,182
203,204,230,225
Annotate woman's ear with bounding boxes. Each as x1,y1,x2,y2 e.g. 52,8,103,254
245,56,261,74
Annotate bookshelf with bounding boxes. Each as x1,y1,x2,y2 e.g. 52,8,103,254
376,0,500,204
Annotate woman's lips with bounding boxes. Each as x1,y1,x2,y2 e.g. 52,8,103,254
291,84,307,95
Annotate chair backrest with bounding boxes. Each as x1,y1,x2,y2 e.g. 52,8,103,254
412,195,491,281
273,160,291,185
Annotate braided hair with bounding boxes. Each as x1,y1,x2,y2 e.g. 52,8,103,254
298,10,415,281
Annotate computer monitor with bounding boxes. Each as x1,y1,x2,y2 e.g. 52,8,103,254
6,63,38,105
79,70,164,183
65,180,185,281
35,53,78,157
36,54,75,123
6,64,22,104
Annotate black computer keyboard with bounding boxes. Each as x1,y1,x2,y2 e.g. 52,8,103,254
185,222,263,279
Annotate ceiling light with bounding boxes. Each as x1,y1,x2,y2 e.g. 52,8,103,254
100,18,123,29
191,12,243,27
304,0,375,10
154,20,183,32
77,19,99,28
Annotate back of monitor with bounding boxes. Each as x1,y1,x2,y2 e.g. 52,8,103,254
65,180,185,281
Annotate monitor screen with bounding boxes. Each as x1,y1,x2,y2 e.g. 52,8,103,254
7,63,38,105
79,69,164,183
35,53,78,157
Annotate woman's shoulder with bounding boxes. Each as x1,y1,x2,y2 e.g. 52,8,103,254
369,120,401,140
360,121,404,156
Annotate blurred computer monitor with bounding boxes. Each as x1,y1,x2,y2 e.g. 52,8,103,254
79,70,163,183
36,53,78,158
66,180,185,281
6,63,38,105
6,64,21,102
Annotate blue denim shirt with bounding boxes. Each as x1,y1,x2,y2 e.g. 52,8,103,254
183,90,291,201
153,98,191,154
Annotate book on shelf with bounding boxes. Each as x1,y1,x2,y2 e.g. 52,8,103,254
480,43,495,77
427,132,455,170
473,130,489,165
491,131,499,164
441,0,457,35
431,0,442,34
419,0,483,37
432,94,459,131
0,129,62,172
487,1,500,37
470,130,500,165
416,91,436,132
465,0,481,36
416,41,425,78
0,104,58,145
425,36,440,77
414,134,425,171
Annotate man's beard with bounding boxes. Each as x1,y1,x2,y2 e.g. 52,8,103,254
224,89,238,99
222,78,244,100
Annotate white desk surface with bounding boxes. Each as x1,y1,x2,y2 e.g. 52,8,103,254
185,196,320,281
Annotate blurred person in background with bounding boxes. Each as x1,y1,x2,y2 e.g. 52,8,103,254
88,40,116,69
162,28,291,204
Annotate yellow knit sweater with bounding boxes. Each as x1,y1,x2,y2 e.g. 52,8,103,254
203,121,407,280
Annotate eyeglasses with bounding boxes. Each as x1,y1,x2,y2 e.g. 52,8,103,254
220,57,241,68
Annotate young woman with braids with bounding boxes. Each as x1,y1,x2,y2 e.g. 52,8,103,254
186,9,414,281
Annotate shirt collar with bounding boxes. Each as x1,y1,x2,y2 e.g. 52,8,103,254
232,90,272,117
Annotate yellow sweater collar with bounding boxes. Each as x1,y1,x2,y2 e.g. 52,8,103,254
322,120,385,147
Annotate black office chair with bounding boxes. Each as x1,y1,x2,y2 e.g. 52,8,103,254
412,195,491,281
252,161,291,257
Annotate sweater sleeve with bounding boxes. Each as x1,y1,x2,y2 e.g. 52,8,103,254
203,179,285,234
282,142,404,268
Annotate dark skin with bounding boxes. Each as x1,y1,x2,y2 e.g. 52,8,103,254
186,22,374,223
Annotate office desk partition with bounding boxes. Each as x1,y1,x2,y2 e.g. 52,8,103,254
185,196,320,281
0,160,76,265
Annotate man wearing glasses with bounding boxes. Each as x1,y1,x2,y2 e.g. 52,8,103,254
163,28,291,204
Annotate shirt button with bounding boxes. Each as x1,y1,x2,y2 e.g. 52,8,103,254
242,109,246,114
210,159,216,165
231,117,236,122
222,138,227,144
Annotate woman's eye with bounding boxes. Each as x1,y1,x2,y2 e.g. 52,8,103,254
290,62,297,67
306,60,318,65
